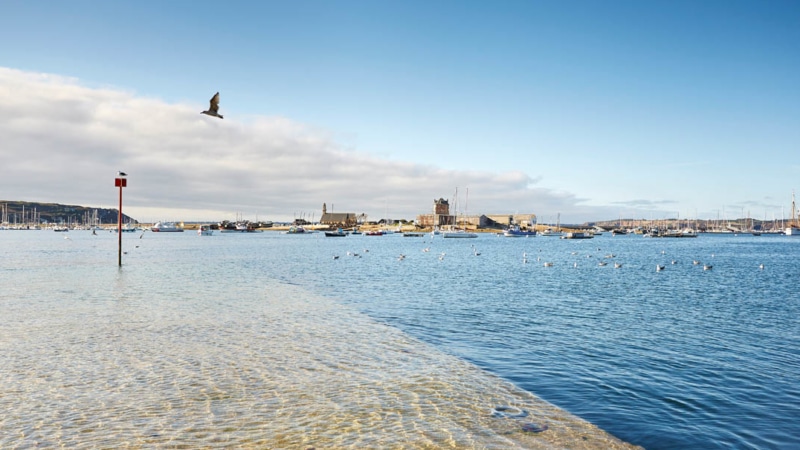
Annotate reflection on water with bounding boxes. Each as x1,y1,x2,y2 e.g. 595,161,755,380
0,231,636,449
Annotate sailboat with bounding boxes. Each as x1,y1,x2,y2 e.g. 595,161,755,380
540,213,563,237
785,190,800,236
442,187,478,238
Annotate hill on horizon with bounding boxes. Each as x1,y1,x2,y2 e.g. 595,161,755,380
1,200,135,226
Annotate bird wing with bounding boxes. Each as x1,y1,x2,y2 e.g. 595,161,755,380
209,92,220,112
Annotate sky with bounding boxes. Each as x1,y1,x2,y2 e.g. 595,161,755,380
1,0,798,224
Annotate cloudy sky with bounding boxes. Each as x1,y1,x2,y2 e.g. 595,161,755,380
1,1,798,224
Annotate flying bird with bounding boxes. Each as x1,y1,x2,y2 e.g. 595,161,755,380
201,92,224,119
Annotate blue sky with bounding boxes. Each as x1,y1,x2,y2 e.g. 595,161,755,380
1,1,798,224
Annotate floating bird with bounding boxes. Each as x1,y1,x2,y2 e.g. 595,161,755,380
201,92,224,119
614,262,623,268
543,262,554,267
598,261,607,266
398,254,406,261
333,255,339,260
656,265,665,272
703,264,713,270
759,263,764,270
671,260,678,265
117,171,127,177
693,260,701,265
573,262,578,268
422,247,430,252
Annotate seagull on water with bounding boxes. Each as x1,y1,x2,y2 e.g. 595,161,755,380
201,92,224,119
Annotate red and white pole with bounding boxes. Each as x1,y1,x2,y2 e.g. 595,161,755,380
114,175,127,266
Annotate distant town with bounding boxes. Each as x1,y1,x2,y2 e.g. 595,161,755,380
3,199,798,236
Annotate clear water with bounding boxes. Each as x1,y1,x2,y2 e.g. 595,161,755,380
1,230,634,449
2,230,798,449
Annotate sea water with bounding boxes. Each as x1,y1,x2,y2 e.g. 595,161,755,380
1,230,798,449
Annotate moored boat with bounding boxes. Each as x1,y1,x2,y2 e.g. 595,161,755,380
561,232,593,239
784,190,800,236
502,225,536,237
197,224,213,236
151,221,184,232
442,229,478,238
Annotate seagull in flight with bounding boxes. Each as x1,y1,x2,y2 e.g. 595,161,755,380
201,92,224,119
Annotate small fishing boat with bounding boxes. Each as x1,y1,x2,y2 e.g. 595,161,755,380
325,228,347,237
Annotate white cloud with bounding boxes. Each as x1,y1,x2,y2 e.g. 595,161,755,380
0,67,632,223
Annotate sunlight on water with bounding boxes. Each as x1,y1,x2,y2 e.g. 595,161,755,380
0,231,637,449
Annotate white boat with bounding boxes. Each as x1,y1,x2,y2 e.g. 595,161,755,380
561,232,593,239
442,187,478,238
151,221,184,232
198,224,214,236
540,228,563,237
786,191,800,236
540,213,563,237
503,225,536,237
442,229,478,238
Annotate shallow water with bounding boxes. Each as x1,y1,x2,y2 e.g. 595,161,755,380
1,230,636,449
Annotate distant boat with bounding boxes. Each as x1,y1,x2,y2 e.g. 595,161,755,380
115,223,137,233
561,232,593,240
786,191,800,236
324,228,347,237
503,225,536,237
197,224,213,236
540,228,563,237
151,222,184,232
220,222,259,233
442,229,478,238
660,229,698,238
541,213,563,237
283,226,310,234
402,232,424,237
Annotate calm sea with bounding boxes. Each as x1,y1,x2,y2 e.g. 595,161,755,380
1,229,797,449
